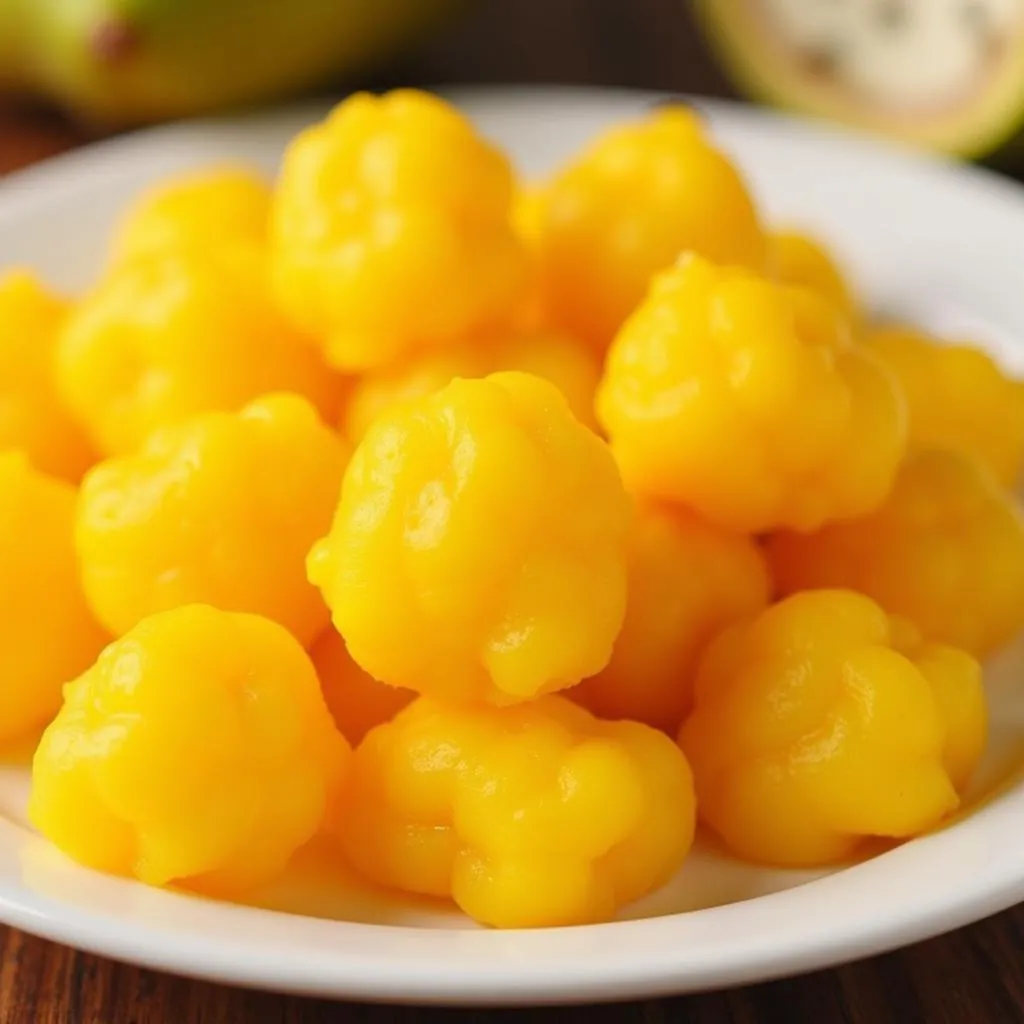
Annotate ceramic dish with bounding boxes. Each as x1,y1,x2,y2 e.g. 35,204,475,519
0,86,1022,1005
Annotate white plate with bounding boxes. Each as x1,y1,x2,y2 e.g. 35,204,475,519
1,85,1024,1006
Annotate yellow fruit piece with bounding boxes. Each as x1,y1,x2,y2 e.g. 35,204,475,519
311,628,413,745
572,504,770,733
342,349,473,444
0,452,107,743
57,244,342,457
768,229,859,327
343,327,601,441
110,165,271,268
271,90,528,372
490,330,601,433
509,183,550,331
339,696,695,927
863,324,1024,486
768,448,1024,657
76,393,347,646
0,271,95,483
536,106,766,352
513,184,547,251
597,253,907,533
30,605,349,895
679,590,982,868
903,623,987,794
309,372,630,705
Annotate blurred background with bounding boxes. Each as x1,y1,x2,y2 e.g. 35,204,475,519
2,0,1022,176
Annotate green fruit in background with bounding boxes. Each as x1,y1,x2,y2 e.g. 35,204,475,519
0,0,462,126
695,0,1024,161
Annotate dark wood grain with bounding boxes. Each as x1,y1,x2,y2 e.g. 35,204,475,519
371,0,734,104
0,103,81,175
1,1,1022,1020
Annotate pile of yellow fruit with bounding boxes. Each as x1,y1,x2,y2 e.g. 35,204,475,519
3,89,1021,929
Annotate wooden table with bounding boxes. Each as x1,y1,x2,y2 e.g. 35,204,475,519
1,2,1022,1020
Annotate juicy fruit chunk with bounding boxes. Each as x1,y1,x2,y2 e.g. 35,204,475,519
311,628,413,745
863,324,1024,486
509,183,552,329
697,0,1024,159
339,696,696,927
30,605,349,895
57,243,341,457
513,184,547,252
309,372,630,705
535,106,766,352
597,253,907,533
768,229,859,327
0,453,107,743
0,271,95,483
910,628,988,793
110,165,271,267
341,349,480,444
572,504,770,733
271,90,528,372
76,393,347,646
342,327,601,441
679,590,982,867
768,448,1024,657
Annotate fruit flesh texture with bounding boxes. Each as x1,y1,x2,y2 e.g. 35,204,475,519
75,393,348,646
271,90,528,373
342,327,602,442
696,0,1024,158
110,165,272,268
571,504,770,733
535,105,766,353
508,183,552,329
309,372,630,705
863,324,1024,487
596,253,907,533
2,0,462,126
768,229,860,328
57,243,342,457
29,604,350,896
679,589,985,867
0,452,108,744
339,696,696,928
0,270,95,483
768,448,1024,657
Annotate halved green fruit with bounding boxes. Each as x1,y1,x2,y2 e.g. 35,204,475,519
696,0,1024,160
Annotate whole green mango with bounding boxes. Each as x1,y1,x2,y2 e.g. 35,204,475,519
0,0,462,126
